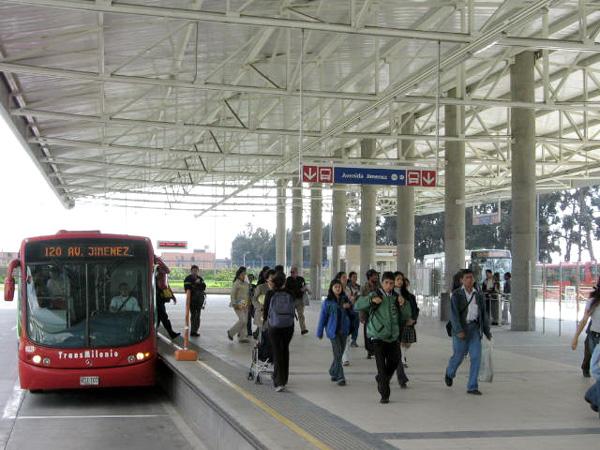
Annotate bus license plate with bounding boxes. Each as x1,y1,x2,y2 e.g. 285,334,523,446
80,376,99,386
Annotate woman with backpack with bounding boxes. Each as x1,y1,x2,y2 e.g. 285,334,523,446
263,271,295,392
317,279,352,386
228,266,250,343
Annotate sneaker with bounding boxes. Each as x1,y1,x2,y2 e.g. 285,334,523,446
331,377,337,382
275,386,285,392
583,369,591,378
444,374,453,387
467,389,482,395
239,338,250,343
169,332,181,339
190,332,200,337
380,397,389,404
301,330,309,335
400,382,407,389
350,341,358,348
252,330,260,340
337,380,346,386
227,331,233,341
367,354,373,360
342,361,350,367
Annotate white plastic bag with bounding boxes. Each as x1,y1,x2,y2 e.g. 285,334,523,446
479,337,494,382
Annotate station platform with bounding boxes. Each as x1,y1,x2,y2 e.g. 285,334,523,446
158,294,600,450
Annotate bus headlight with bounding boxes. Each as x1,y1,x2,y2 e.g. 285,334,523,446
32,355,42,364
127,355,136,363
135,352,145,361
42,357,51,366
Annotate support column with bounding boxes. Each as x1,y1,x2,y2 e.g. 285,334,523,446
444,89,466,292
310,184,323,299
396,113,415,277
511,51,536,331
275,179,287,267
360,139,377,282
331,149,347,276
291,178,303,273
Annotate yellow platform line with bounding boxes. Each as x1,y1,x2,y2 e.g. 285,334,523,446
158,334,331,450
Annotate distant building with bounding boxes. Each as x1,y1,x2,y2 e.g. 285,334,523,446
215,258,232,269
159,249,216,270
0,251,19,266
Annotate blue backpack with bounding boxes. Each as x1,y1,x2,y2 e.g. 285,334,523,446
268,291,295,328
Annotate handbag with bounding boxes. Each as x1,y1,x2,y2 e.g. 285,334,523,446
302,291,310,306
446,292,475,337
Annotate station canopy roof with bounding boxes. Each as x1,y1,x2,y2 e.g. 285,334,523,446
2,0,600,217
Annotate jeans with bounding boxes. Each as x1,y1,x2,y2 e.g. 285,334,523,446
446,322,482,391
329,334,347,381
372,340,401,400
269,326,294,387
350,311,359,342
585,345,600,408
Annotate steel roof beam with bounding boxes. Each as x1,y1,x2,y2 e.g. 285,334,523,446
16,0,600,52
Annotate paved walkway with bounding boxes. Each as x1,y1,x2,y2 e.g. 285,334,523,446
161,294,599,450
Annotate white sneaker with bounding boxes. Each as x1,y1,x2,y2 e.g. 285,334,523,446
343,361,350,366
275,386,285,392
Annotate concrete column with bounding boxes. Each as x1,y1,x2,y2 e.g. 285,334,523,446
396,113,415,277
444,88,466,292
360,139,377,283
275,179,287,267
310,184,323,299
291,178,303,273
510,51,536,331
331,149,347,276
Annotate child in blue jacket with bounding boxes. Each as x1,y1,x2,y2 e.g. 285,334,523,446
317,279,352,385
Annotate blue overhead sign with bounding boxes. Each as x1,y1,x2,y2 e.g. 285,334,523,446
302,164,437,187
333,166,406,186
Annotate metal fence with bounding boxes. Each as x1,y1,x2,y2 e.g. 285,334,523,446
411,260,597,336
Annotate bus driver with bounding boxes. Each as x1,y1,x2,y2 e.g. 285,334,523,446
109,283,140,312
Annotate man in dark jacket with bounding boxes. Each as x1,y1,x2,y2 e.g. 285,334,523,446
285,266,308,335
184,265,207,337
444,269,492,395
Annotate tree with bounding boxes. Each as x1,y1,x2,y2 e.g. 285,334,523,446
230,224,276,267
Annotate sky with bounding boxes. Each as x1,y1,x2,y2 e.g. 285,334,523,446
0,115,278,258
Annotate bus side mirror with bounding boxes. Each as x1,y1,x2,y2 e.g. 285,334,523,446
4,259,21,302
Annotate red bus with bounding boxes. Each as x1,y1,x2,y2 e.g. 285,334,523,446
3,231,158,391
534,261,599,298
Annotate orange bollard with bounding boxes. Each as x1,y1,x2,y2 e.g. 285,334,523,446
175,294,198,361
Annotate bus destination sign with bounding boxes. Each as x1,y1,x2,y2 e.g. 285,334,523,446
157,241,187,249
41,245,134,258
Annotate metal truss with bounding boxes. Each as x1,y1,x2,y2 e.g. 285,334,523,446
1,0,600,215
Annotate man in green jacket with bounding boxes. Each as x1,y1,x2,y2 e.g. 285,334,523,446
355,271,408,404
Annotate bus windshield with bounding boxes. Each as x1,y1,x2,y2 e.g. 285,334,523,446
24,243,150,348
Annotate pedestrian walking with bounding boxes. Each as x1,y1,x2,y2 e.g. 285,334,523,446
572,287,600,378
582,343,600,417
285,266,309,335
318,279,352,385
253,269,275,338
360,269,380,359
228,266,251,343
155,257,180,339
393,271,413,388
444,269,492,395
263,271,295,392
355,271,402,404
347,271,361,348
183,265,206,337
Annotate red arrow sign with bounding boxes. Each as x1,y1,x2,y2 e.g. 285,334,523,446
421,170,437,187
302,165,318,182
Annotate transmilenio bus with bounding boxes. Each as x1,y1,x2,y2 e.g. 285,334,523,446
4,231,158,391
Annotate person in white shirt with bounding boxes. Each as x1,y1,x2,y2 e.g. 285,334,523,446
109,283,140,312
